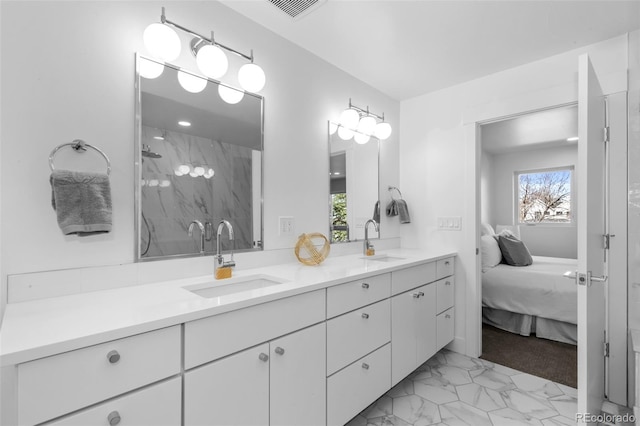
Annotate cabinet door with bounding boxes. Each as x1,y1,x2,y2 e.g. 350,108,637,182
391,290,418,386
184,343,269,426
415,283,437,366
270,323,326,426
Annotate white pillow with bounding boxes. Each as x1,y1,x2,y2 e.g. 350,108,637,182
481,223,495,236
481,235,502,272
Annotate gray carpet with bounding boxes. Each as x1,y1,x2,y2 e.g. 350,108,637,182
480,324,577,388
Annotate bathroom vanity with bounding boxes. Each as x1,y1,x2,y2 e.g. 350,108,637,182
0,250,455,426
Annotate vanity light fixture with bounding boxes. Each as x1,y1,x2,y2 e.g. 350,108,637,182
177,69,207,93
143,7,266,95
338,99,393,141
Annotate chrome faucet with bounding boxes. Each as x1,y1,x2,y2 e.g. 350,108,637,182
364,219,379,255
215,219,236,273
188,220,206,255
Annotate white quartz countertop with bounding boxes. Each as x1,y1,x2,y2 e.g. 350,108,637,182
0,249,455,366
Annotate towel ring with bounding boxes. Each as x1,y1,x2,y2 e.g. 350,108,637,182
49,139,111,176
388,186,403,200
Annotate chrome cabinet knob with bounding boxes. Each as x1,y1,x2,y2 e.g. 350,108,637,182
107,350,120,364
445,281,451,286
419,291,424,297
275,347,285,355
259,353,269,362
413,293,420,298
362,363,370,370
361,313,370,319
361,283,370,289
445,260,450,266
107,411,121,426
445,314,451,319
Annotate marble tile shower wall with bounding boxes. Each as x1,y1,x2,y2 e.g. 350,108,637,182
140,126,253,258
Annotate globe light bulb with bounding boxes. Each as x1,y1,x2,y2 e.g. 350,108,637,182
338,126,354,140
143,23,181,62
177,70,207,93
196,44,228,79
357,116,377,135
218,85,244,104
374,122,392,140
238,63,266,93
354,132,370,144
174,169,184,176
194,166,205,176
339,108,360,129
148,179,159,187
160,180,171,187
178,165,190,175
204,168,215,179
139,57,164,79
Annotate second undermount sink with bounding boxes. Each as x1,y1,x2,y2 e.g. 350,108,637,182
360,254,406,262
184,275,286,299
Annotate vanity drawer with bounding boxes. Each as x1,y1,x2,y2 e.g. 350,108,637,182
436,257,454,280
184,289,325,369
327,299,390,375
327,343,391,426
327,273,391,318
18,326,181,426
46,377,181,426
391,262,436,295
436,307,455,350
436,276,455,314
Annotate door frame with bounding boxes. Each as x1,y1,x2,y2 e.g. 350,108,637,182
462,72,627,393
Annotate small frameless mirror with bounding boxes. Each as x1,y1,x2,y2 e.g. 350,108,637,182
328,121,380,243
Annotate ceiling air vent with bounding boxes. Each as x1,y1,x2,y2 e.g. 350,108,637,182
267,0,327,20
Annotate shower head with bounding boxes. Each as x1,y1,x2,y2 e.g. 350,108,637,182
142,145,162,159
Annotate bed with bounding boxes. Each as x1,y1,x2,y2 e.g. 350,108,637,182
482,255,578,345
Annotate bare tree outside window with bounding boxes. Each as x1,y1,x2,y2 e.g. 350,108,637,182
517,169,572,223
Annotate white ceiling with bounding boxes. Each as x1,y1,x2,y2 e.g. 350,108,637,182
221,0,640,101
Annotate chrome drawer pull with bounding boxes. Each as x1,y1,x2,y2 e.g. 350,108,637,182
361,313,370,319
107,411,121,426
445,314,451,319
445,281,451,286
362,363,370,370
413,293,420,298
275,347,285,355
259,353,269,362
445,260,450,266
419,291,424,297
106,350,120,364
361,283,370,289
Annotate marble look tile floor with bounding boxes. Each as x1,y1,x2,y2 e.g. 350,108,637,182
347,349,579,426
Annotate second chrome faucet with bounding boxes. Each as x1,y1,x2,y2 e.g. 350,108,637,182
215,219,236,278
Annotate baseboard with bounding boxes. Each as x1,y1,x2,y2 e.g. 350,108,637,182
445,336,466,355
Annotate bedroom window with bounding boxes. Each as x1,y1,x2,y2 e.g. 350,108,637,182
516,167,573,224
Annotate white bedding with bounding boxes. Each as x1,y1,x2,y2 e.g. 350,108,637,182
482,256,578,324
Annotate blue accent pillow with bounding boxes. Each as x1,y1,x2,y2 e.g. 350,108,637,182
497,234,533,266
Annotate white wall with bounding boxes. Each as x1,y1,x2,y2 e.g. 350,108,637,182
486,144,578,259
0,1,400,317
400,34,628,356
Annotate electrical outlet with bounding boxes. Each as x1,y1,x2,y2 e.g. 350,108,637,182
279,216,295,236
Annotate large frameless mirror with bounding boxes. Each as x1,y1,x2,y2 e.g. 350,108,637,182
328,122,380,243
135,55,263,260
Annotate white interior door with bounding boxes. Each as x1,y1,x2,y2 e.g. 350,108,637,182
576,53,607,418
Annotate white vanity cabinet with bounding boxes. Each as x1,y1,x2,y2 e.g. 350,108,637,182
183,290,326,426
326,274,392,426
16,325,181,426
435,258,455,351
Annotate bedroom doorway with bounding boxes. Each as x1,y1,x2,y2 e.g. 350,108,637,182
478,102,579,388
472,55,629,409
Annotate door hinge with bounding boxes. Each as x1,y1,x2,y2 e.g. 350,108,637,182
604,342,610,358
603,126,610,143
603,234,615,250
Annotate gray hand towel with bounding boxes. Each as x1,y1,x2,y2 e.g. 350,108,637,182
386,199,398,216
397,199,411,223
373,200,380,223
50,170,112,235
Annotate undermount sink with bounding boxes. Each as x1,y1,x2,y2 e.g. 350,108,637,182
360,254,406,262
184,275,286,299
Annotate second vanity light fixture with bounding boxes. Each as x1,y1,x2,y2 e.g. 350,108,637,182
143,7,266,101
334,99,392,144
